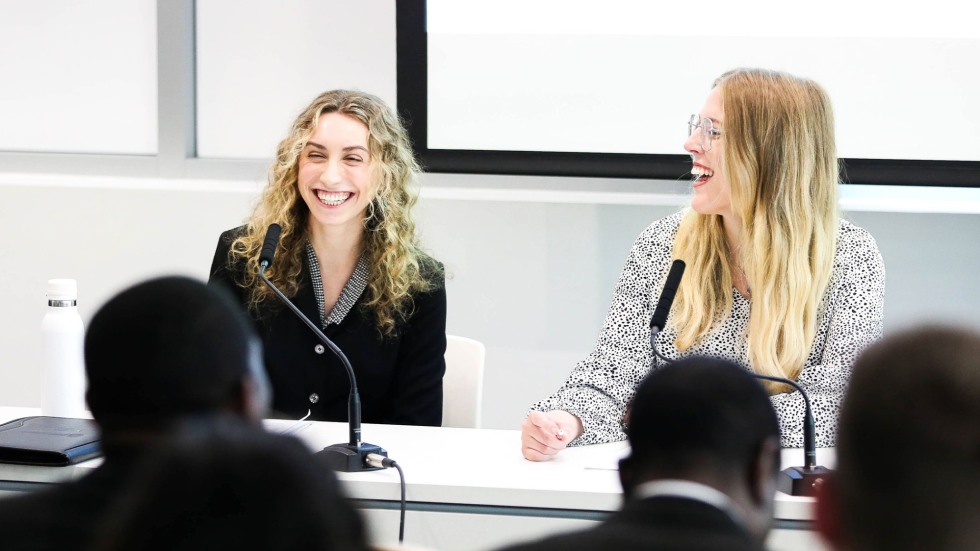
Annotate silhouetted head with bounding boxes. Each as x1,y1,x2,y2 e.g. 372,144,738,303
84,276,270,440
94,419,367,551
818,325,980,551
620,356,781,541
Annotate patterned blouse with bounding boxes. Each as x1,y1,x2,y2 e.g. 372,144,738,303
533,211,886,448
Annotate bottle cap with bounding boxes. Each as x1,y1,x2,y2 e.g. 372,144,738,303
46,279,78,301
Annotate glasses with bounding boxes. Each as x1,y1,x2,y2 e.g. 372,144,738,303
688,114,722,151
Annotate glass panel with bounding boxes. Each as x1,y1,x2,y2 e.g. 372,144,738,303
195,0,396,160
0,1,157,155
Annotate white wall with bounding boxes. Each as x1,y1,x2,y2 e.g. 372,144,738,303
2,173,980,430
2,1,980,430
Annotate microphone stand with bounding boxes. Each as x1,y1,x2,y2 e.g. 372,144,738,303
647,257,830,496
650,330,831,497
257,225,386,472
749,373,832,497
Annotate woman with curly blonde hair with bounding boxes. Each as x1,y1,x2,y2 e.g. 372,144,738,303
209,90,445,426
522,68,886,461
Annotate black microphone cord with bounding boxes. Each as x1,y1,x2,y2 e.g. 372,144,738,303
256,223,380,461
649,327,674,365
747,372,817,470
367,453,407,544
643,256,824,495
393,462,406,543
649,338,818,471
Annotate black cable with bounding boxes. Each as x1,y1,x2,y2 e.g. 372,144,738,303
393,461,406,543
649,327,675,364
366,453,407,543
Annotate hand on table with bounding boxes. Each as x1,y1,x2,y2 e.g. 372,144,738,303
521,410,583,461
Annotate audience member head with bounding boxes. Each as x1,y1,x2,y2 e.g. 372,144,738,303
94,419,367,551
84,276,270,442
620,356,781,541
817,325,980,551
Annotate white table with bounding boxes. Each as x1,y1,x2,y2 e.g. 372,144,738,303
0,407,830,550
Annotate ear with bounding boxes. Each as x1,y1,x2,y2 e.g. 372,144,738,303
749,437,780,506
239,338,271,420
224,376,266,423
618,455,635,499
815,475,844,548
237,375,268,422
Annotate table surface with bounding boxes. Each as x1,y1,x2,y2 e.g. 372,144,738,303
0,407,832,521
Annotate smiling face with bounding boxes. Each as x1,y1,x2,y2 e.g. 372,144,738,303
685,85,732,218
297,112,376,236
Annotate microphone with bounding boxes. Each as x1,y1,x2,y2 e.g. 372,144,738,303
626,259,684,427
649,259,685,364
259,223,280,267
646,258,829,497
257,223,387,472
749,373,831,497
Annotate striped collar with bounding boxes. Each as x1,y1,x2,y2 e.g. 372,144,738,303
305,241,369,327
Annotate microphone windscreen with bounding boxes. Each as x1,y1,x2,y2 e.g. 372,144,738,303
259,224,282,267
650,259,686,331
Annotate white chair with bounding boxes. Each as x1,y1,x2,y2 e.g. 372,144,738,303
442,335,486,429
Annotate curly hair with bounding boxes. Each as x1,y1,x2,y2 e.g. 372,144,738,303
671,68,839,393
227,90,440,336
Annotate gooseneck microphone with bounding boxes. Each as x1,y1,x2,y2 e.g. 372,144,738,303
746,373,831,497
647,257,829,497
649,259,686,364
257,223,387,472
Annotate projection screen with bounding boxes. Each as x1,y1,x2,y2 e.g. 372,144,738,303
396,0,980,186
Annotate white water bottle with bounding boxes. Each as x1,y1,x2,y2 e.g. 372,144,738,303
40,279,87,417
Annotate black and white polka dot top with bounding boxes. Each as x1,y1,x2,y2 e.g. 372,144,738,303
533,210,886,448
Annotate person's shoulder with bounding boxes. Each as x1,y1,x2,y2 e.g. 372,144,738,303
219,224,249,243
213,225,249,256
417,252,447,287
630,209,685,258
178,417,315,458
211,225,248,266
641,210,685,237
496,528,601,551
0,486,46,519
836,218,883,260
837,218,875,242
0,477,101,545
832,219,886,291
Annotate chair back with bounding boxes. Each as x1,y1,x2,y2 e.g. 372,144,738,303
442,335,485,428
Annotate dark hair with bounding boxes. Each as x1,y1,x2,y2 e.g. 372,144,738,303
94,419,367,551
836,325,980,551
624,356,780,482
84,276,265,432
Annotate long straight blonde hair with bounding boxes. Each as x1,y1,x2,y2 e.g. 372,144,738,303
671,68,839,390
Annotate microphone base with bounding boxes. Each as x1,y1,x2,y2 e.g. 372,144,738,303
316,442,387,472
778,465,833,497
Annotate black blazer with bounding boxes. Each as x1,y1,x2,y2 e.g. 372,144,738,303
0,427,368,551
0,451,142,551
208,228,446,425
498,496,765,551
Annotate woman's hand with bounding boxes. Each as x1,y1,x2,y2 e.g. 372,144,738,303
520,410,583,461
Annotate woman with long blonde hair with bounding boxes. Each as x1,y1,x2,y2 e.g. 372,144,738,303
209,90,445,425
522,69,885,460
